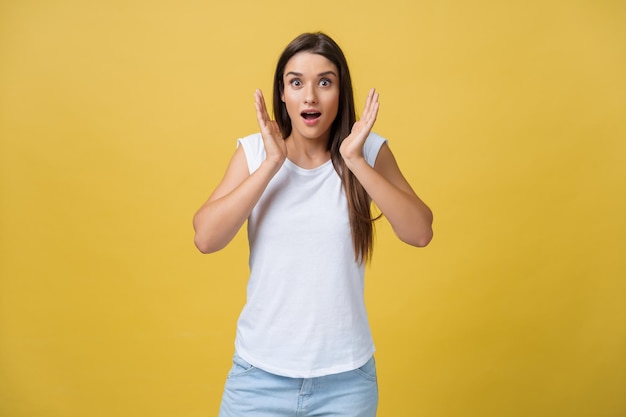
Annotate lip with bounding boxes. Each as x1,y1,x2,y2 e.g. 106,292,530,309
301,109,322,126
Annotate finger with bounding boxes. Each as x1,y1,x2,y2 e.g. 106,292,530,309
367,99,379,126
259,90,272,121
362,88,373,114
255,89,270,128
362,89,378,121
365,88,378,116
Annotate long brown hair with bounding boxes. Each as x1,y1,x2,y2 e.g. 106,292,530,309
272,32,376,263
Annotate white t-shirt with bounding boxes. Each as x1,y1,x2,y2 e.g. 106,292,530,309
234,132,388,378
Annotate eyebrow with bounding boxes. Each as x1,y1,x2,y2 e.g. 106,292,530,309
285,71,338,78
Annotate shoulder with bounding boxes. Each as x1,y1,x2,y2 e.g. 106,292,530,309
237,133,265,174
237,132,264,150
363,132,389,167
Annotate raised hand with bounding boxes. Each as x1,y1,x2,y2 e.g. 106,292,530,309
340,88,380,165
255,89,287,166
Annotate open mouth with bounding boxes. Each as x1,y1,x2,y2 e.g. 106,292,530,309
301,111,321,120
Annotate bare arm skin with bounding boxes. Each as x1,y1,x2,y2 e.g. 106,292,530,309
192,90,287,253
340,89,434,247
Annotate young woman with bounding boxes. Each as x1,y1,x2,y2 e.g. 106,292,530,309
193,32,433,417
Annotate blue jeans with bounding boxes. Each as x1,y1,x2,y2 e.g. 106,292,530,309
218,353,378,417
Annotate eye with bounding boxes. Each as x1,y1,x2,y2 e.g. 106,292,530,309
319,78,332,87
289,78,302,87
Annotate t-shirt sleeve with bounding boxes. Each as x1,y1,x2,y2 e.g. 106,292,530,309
363,132,388,167
237,133,266,174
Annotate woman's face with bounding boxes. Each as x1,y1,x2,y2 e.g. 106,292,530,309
281,52,340,143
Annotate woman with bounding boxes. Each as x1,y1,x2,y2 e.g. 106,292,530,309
193,32,433,417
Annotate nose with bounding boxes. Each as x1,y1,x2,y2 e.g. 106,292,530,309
304,84,317,104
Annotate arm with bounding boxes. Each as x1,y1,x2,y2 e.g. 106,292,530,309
192,147,282,253
346,143,433,247
340,89,434,247
193,90,287,253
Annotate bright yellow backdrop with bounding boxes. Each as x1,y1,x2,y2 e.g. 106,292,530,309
1,1,624,416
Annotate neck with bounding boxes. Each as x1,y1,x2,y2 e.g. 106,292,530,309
285,132,331,169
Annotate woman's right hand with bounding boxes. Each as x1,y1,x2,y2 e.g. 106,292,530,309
255,89,287,167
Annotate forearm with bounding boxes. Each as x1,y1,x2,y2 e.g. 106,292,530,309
193,160,281,253
347,158,433,247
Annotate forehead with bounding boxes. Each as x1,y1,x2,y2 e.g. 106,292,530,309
284,52,338,75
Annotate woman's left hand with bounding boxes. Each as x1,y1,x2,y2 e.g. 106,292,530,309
340,88,379,167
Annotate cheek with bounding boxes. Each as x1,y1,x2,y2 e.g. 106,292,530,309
326,92,340,118
283,94,299,117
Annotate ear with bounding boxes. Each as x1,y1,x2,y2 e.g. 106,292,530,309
281,92,285,102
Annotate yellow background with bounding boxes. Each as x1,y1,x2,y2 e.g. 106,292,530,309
1,0,624,416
